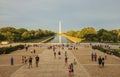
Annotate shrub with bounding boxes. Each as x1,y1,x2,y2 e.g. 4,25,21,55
92,46,120,57
0,45,24,54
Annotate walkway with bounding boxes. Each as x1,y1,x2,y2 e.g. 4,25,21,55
10,45,90,77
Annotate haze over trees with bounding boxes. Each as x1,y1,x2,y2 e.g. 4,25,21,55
66,27,120,43
0,27,55,42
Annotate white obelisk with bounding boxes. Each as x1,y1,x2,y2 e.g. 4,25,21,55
59,21,62,34
59,21,62,43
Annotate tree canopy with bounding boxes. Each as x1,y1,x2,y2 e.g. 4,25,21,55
65,27,120,43
0,27,55,42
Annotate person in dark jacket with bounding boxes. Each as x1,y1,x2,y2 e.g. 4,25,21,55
98,56,102,67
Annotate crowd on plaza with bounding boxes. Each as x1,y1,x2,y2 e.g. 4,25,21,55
10,44,42,68
91,52,106,67
9,43,113,76
51,43,79,76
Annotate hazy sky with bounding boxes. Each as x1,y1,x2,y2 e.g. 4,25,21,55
0,0,120,32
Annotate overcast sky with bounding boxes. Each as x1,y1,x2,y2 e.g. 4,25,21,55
0,0,120,32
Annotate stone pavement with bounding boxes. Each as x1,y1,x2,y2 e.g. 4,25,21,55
10,45,90,77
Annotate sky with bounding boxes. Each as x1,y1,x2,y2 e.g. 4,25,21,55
0,0,120,32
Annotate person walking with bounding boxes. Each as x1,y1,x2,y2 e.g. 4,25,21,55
58,51,61,59
65,56,68,64
91,52,94,61
28,56,32,68
35,55,40,67
94,53,97,61
102,57,105,67
33,49,36,54
25,46,28,51
54,51,56,58
68,64,72,76
10,57,14,65
70,63,74,76
98,56,102,67
24,56,27,64
24,56,28,68
65,51,67,57
68,63,74,76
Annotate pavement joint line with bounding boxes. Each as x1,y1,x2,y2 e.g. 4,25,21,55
10,64,26,77
70,50,91,77
81,64,120,66
0,64,23,66
1,63,120,66
10,53,41,77
7,54,37,56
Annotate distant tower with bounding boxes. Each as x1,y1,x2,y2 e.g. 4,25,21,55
59,21,62,43
59,21,62,34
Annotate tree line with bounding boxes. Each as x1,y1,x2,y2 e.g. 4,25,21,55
0,27,55,42
65,27,120,42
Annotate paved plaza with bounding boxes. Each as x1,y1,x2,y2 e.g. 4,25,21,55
10,44,90,77
0,43,120,77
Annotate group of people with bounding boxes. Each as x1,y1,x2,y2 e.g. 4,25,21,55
28,55,40,68
10,55,40,68
53,51,61,59
91,52,97,61
98,56,105,67
21,55,40,68
51,44,77,76
91,52,106,67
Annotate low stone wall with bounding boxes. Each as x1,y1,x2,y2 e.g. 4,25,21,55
40,36,55,43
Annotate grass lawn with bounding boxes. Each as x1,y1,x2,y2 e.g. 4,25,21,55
63,34,83,42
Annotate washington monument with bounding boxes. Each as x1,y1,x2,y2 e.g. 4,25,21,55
59,21,62,34
59,21,62,43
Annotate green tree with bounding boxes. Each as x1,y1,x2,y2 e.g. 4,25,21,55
5,32,15,42
80,27,97,38
0,33,5,41
97,29,108,42
84,34,97,41
118,35,120,41
0,27,16,33
101,32,112,42
21,32,31,40
16,28,28,34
